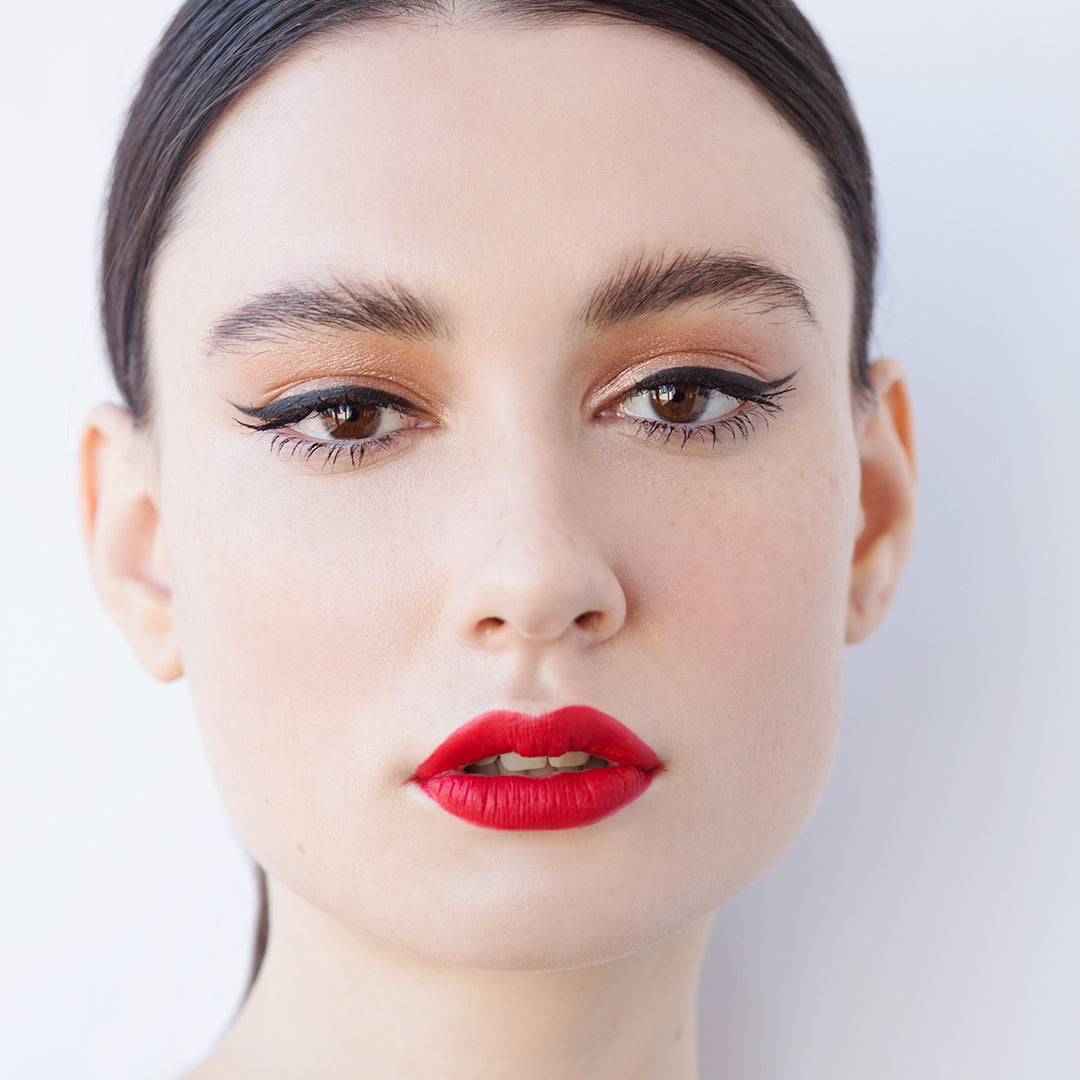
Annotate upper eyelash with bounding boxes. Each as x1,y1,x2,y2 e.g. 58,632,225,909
232,366,797,470
618,366,795,448
231,385,420,431
627,366,795,399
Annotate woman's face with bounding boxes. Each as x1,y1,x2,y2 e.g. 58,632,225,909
144,17,862,969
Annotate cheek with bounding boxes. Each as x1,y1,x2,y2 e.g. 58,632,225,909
158,442,443,858
156,396,859,955
632,426,858,897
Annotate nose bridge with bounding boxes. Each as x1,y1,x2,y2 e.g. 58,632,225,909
447,418,626,648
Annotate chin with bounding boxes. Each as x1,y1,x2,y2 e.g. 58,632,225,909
386,905,692,973
335,853,723,973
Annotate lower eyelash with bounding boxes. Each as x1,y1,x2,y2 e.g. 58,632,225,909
267,431,403,471
260,381,788,468
627,400,779,449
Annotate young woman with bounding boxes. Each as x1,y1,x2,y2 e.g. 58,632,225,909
79,1,917,1076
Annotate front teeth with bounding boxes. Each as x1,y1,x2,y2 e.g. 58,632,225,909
463,751,608,776
501,752,548,770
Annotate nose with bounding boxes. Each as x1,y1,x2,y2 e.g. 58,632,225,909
446,442,627,652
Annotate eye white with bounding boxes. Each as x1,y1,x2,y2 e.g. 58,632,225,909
621,386,742,424
293,403,416,441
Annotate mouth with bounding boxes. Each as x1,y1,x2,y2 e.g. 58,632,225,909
459,750,612,776
411,705,663,830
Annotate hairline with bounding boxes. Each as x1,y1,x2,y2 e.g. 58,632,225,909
140,5,871,427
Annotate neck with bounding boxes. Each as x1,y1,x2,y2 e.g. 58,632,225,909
195,877,712,1080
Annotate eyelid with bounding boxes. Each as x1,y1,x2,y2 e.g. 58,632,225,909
630,365,794,396
232,366,795,430
601,364,797,415
231,362,796,473
231,384,424,430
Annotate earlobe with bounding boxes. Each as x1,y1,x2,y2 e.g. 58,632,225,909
846,358,918,644
78,403,183,681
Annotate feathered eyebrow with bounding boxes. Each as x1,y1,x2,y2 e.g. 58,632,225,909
202,275,455,356
575,249,819,333
201,248,819,357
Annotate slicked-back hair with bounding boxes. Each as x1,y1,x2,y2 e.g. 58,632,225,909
100,0,878,993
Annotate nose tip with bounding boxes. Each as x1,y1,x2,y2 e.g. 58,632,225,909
448,518,627,652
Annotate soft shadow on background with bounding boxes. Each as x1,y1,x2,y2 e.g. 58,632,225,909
1,2,1076,1077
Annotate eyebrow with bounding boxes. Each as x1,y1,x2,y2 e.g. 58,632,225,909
203,275,453,355
202,249,818,356
576,249,818,334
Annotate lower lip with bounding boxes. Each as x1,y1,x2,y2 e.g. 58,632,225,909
418,766,654,830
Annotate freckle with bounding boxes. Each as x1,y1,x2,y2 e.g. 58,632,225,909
297,842,306,855
673,1023,683,1043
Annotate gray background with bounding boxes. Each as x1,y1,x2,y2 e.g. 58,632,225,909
1,1,1077,1076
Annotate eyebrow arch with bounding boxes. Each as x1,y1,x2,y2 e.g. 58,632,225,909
575,249,819,335
202,248,818,356
203,275,456,356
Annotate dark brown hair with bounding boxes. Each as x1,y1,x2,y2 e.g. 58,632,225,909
101,0,877,994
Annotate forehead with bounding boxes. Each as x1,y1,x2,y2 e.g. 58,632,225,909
149,16,852,364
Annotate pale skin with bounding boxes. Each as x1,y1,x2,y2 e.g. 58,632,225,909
79,15,916,1080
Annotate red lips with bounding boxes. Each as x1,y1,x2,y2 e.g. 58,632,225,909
412,705,663,830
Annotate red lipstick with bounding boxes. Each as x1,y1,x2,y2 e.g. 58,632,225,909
412,705,663,830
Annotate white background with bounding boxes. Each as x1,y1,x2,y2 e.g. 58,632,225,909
1,1,1077,1077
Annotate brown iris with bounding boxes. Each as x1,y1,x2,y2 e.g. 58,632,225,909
318,403,382,439
649,384,713,424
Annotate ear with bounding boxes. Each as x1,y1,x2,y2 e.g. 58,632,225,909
846,357,918,644
78,403,182,680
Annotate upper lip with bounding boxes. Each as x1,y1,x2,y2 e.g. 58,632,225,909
412,705,663,781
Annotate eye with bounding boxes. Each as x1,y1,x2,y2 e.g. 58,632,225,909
232,384,426,438
230,384,431,472
291,400,417,442
608,365,797,449
621,382,741,425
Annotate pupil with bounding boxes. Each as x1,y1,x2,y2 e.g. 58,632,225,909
650,384,706,424
321,402,380,439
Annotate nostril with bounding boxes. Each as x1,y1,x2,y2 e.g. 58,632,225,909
575,610,603,632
